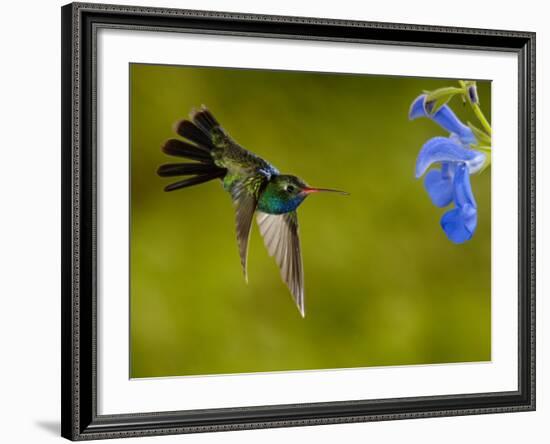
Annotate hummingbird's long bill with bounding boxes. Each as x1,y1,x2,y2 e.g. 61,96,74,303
303,187,349,195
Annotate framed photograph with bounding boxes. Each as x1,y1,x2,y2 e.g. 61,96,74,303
61,2,536,440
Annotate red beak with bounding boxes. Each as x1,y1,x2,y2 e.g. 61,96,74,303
302,187,349,195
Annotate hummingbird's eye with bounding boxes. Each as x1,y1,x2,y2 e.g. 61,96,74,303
286,185,295,193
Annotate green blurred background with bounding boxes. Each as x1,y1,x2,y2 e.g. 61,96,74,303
130,64,491,378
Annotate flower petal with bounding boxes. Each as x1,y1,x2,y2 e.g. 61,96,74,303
424,164,455,207
431,105,476,145
409,94,429,120
453,162,477,208
415,136,486,178
440,204,477,244
408,94,476,145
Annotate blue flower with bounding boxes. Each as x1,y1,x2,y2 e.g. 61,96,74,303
410,94,485,244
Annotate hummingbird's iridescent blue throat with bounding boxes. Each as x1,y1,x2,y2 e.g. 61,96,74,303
158,106,348,317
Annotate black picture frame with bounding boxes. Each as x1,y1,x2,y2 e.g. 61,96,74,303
61,2,536,440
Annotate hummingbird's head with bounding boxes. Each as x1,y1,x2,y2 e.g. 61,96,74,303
259,175,348,215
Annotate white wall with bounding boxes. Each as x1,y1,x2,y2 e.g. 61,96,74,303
0,0,545,443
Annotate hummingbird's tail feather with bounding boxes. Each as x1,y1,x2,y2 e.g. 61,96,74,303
174,106,232,154
162,170,226,192
162,139,212,163
174,120,215,151
160,106,231,192
160,136,227,192
157,162,224,177
191,107,221,135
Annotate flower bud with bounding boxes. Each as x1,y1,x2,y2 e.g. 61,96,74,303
467,84,479,105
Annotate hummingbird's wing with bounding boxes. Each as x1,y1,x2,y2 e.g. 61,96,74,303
256,211,305,317
230,176,265,282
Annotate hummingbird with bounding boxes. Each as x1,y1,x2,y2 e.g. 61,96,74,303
157,106,347,317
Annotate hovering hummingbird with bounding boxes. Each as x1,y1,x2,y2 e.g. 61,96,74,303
157,106,347,317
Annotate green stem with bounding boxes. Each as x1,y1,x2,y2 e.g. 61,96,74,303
426,86,463,100
470,103,492,136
